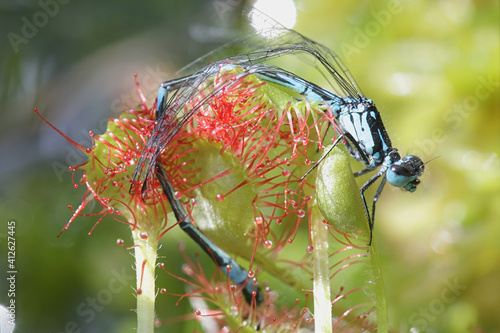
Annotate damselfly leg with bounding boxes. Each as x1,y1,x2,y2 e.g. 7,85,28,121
155,164,263,305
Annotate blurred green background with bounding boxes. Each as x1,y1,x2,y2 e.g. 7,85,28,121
0,0,498,332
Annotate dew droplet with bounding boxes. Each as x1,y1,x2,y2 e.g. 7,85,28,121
160,288,167,294
140,232,148,239
195,310,201,316
190,198,197,207
276,218,282,225
137,289,142,295
307,245,314,253
264,240,273,249
226,264,232,272
216,193,224,201
248,270,255,278
182,264,193,276
230,305,238,316
255,216,263,224
73,184,78,188
116,238,124,246
174,191,182,199
282,169,290,177
85,147,92,154
297,209,306,218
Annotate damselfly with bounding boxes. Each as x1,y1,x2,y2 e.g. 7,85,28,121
132,10,425,304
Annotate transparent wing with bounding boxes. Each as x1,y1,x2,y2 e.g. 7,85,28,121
174,9,364,98
132,9,365,193
132,60,318,191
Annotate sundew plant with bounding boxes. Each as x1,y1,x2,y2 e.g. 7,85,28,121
38,65,388,332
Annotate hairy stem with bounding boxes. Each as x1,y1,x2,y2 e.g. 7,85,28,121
132,229,158,333
311,207,332,333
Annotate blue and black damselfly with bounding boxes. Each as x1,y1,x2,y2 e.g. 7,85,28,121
132,10,425,305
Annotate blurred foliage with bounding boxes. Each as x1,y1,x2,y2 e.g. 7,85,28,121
0,0,498,332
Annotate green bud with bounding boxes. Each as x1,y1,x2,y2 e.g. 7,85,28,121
315,146,369,236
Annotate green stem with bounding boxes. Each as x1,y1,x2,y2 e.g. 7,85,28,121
132,229,158,333
311,207,332,333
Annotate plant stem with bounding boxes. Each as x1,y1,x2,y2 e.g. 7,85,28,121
311,208,332,333
132,229,158,333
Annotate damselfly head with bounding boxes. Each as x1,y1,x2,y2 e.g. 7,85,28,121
386,155,424,192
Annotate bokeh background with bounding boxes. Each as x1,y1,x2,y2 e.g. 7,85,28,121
0,0,498,332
